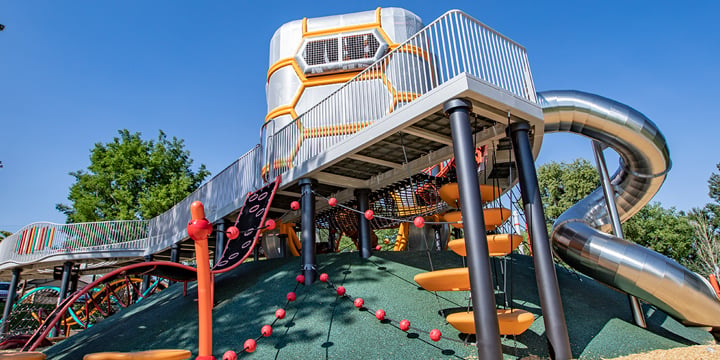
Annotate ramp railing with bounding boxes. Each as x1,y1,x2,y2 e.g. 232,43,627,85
0,220,151,268
265,9,536,178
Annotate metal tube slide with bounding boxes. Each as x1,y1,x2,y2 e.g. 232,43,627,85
539,90,720,329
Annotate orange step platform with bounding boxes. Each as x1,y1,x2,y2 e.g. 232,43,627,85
438,183,502,208
448,234,523,257
414,267,470,291
446,309,534,336
442,208,510,230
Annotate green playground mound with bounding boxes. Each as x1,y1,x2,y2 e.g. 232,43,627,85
42,252,714,359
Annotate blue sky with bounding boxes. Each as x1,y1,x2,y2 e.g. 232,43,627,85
1,1,718,232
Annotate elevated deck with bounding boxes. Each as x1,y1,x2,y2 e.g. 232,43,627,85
269,73,543,221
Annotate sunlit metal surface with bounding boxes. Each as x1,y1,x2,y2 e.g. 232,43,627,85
541,90,720,328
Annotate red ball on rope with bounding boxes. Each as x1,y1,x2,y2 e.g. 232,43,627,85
354,298,364,308
375,309,386,321
290,201,300,210
429,329,442,341
275,308,286,319
413,216,425,228
222,350,237,360
296,274,305,284
336,286,346,296
261,324,273,337
319,273,329,282
286,292,296,302
364,209,374,220
375,245,381,251
225,226,240,240
328,197,338,207
399,319,410,331
264,219,276,231
244,339,257,353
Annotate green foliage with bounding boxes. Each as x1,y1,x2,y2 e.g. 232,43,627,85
622,203,698,271
56,129,210,223
0,230,11,241
704,161,720,231
537,158,599,226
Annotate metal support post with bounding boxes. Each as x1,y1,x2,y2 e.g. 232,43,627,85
592,140,647,328
142,255,153,294
328,227,337,253
278,234,288,258
58,261,74,305
445,99,502,360
355,188,372,258
299,178,317,285
170,243,180,263
432,225,443,251
509,121,572,360
0,268,21,336
214,220,227,265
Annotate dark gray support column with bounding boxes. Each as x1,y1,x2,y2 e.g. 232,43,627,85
278,234,288,258
445,99,502,360
214,220,227,265
170,243,180,263
432,225,443,251
354,188,372,258
57,261,73,305
142,255,153,294
299,178,317,285
509,122,571,360
169,244,180,286
328,227,337,253
0,268,21,336
592,140,647,328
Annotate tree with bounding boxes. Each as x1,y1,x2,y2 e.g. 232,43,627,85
537,158,599,227
0,231,11,241
704,161,720,230
56,130,210,223
691,214,720,277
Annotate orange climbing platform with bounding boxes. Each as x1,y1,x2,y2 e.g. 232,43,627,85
446,309,534,336
438,183,502,207
442,208,510,230
447,234,523,257
414,268,470,291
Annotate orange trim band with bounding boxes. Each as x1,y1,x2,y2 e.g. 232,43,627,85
265,105,296,122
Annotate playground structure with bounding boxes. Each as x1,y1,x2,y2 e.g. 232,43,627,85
0,7,717,360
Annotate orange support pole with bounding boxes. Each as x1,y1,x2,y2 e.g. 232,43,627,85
709,274,720,298
187,201,215,360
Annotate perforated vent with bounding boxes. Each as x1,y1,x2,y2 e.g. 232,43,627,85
301,32,382,68
304,38,339,66
342,34,380,61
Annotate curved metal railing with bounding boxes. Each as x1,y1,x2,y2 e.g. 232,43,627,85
1,146,263,270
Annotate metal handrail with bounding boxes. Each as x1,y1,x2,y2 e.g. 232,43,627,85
265,10,536,178
1,146,263,269
0,220,151,267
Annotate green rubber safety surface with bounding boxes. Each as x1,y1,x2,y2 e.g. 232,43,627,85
42,252,714,359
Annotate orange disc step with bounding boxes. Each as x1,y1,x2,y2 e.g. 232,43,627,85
446,309,534,336
414,268,469,291
442,208,511,230
448,234,523,257
438,183,502,208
